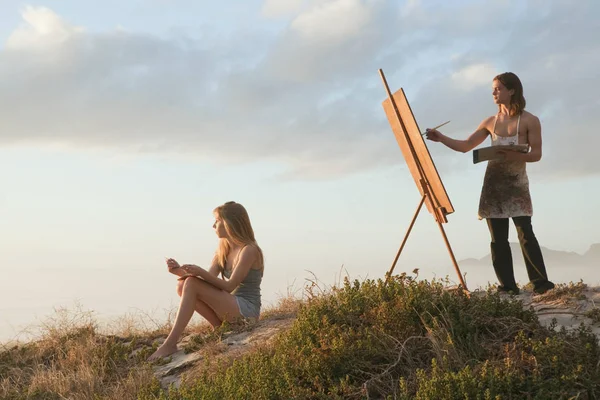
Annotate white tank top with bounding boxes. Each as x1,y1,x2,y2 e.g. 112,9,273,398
490,113,522,146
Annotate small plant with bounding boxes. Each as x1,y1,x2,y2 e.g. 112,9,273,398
586,308,600,324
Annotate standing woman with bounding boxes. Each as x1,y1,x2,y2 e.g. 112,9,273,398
425,72,555,295
148,201,264,360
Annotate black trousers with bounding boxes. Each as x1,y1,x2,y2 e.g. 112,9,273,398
486,216,553,291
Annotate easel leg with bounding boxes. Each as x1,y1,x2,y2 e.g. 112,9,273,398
436,220,469,292
385,194,426,284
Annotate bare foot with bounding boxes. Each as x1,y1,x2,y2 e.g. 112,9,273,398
147,342,178,361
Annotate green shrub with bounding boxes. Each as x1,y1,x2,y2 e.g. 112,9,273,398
137,276,600,399
6,276,598,399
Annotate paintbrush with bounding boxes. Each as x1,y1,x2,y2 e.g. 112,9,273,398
421,120,450,136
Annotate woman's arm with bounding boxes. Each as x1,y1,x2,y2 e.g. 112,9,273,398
207,254,222,277
180,246,259,293
426,117,491,153
525,116,542,161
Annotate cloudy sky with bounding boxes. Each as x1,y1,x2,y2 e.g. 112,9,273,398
1,0,599,342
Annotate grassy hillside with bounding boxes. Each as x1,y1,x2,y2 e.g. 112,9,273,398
2,276,599,399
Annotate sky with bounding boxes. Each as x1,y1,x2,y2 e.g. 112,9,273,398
1,0,599,343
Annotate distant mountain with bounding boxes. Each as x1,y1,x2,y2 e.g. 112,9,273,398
585,243,600,259
460,242,599,267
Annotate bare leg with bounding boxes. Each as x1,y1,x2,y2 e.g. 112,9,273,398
176,279,221,327
148,278,241,360
148,280,199,360
176,277,242,323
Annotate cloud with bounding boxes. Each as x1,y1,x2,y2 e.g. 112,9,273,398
6,6,84,49
1,1,599,180
290,0,373,44
451,63,498,91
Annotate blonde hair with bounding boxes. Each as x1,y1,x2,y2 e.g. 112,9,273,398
213,201,264,271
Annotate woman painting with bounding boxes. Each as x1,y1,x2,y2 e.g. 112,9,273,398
425,72,555,295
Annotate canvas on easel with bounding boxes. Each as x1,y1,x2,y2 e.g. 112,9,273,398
378,68,468,291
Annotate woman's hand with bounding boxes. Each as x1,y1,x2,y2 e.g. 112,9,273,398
166,258,185,276
425,129,443,142
181,264,203,276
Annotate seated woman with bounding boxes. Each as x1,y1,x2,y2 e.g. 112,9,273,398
148,201,264,360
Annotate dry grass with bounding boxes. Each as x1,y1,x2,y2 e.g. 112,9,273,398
0,304,164,399
260,293,303,320
531,280,588,304
0,294,304,399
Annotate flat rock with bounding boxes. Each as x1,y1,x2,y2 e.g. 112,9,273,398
151,316,295,388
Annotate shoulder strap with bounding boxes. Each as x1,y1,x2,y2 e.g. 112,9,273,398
233,245,247,269
492,114,498,134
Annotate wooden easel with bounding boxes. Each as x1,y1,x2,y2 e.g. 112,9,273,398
378,69,468,292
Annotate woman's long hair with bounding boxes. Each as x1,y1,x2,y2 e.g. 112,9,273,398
494,72,526,116
214,201,264,271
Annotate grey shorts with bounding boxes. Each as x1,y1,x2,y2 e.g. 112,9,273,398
235,296,260,319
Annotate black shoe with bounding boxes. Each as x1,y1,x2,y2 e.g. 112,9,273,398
533,281,555,295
